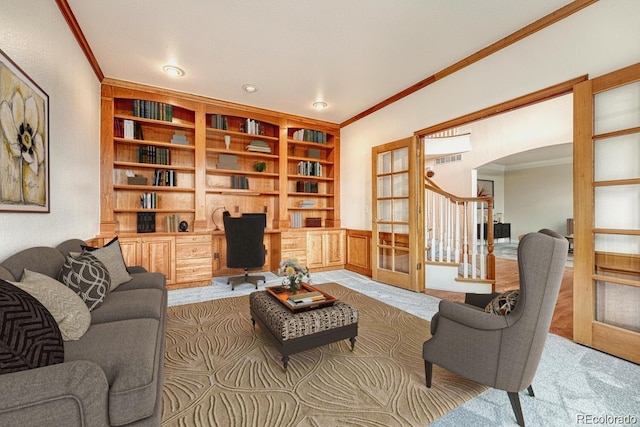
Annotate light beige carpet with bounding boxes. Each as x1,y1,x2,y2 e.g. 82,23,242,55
162,283,486,426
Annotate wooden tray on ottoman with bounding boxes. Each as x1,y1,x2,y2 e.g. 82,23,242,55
265,283,337,313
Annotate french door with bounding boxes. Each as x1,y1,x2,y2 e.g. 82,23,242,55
573,63,640,363
371,137,423,291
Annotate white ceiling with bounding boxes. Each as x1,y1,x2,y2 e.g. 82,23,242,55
67,0,571,124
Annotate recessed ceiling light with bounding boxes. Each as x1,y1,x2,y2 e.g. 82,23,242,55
242,84,258,93
312,101,328,110
162,64,185,77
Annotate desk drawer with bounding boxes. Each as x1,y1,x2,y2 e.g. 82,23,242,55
176,258,212,282
176,242,211,259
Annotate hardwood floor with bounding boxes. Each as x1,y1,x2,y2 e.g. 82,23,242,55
423,257,574,340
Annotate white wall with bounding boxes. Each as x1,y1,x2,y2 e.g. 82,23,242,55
505,162,573,239
0,1,100,260
341,0,640,230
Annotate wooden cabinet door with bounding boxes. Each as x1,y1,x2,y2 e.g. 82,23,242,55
306,231,325,269
324,230,345,267
141,236,175,285
117,237,141,267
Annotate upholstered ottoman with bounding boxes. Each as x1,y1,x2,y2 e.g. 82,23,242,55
249,290,359,369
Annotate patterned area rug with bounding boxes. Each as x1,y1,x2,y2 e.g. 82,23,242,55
162,282,486,426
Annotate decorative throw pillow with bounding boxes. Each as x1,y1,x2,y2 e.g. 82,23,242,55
13,269,91,341
485,289,520,315
82,237,132,291
0,279,64,374
59,252,110,311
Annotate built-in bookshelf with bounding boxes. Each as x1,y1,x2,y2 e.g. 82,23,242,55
286,123,338,228
108,96,196,234
100,80,340,236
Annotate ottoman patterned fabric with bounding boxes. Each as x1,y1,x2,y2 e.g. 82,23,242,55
250,291,359,341
0,279,64,374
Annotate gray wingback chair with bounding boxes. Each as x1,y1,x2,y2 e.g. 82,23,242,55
423,229,568,426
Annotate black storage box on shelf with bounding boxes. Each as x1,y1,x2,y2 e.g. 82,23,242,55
305,217,322,228
137,212,156,233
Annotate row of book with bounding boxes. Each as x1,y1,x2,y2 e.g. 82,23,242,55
133,100,173,122
297,161,323,177
290,212,304,228
210,114,228,130
165,214,182,232
246,140,271,153
153,169,177,187
230,175,249,189
296,181,318,193
140,192,158,209
210,115,267,136
292,129,328,144
115,119,143,140
139,146,170,165
299,200,315,208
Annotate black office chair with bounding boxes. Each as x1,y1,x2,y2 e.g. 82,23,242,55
222,211,266,290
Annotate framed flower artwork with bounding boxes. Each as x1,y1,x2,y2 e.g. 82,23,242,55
0,48,49,213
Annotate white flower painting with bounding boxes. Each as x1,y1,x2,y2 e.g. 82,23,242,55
0,49,49,212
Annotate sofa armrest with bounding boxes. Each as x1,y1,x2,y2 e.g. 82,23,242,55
0,360,110,427
126,265,148,274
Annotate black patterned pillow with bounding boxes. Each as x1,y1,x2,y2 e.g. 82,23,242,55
485,289,519,315
0,279,64,374
59,252,111,311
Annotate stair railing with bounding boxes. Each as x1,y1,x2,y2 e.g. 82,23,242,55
425,175,495,283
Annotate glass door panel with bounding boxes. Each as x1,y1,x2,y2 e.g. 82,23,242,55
372,137,422,291
574,64,640,364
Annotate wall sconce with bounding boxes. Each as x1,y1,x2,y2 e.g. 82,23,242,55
211,206,226,230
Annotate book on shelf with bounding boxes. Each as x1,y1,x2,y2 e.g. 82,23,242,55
297,161,322,177
140,192,158,209
153,169,177,186
230,175,249,189
292,129,327,144
244,118,263,135
291,212,303,228
164,214,181,232
171,131,188,145
296,181,319,193
133,100,173,122
300,200,316,208
138,146,170,165
246,139,271,153
211,114,228,130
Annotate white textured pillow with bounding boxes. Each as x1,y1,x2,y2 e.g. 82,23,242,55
82,237,132,291
13,269,91,341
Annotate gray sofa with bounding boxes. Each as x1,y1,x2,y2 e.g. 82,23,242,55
0,239,167,427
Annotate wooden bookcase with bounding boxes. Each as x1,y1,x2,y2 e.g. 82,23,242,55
99,80,342,287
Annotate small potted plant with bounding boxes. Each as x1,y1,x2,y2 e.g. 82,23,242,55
253,161,267,172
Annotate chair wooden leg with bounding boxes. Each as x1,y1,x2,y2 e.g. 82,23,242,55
424,360,432,388
507,391,525,427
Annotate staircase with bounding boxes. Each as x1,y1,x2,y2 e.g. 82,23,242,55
424,175,495,293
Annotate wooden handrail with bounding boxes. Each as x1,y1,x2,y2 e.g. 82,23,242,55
425,174,493,207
